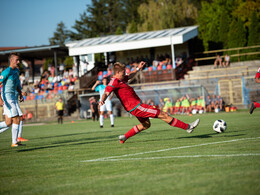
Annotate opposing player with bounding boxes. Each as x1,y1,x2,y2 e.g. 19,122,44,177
249,67,260,114
0,89,28,142
0,52,25,147
92,77,114,128
100,61,200,143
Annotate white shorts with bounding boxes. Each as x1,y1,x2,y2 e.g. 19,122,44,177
100,100,112,112
3,99,23,118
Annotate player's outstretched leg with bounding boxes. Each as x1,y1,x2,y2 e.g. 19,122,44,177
249,102,260,114
119,119,150,144
158,111,200,133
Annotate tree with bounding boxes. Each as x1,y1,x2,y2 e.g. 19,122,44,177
136,0,197,32
70,0,126,40
49,21,70,45
198,0,241,50
228,18,247,49
218,10,231,48
248,11,260,46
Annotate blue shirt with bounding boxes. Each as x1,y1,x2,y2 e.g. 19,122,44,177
0,67,21,100
95,84,111,101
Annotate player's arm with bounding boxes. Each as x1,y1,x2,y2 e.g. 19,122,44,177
91,80,100,91
0,93,3,106
255,78,260,83
128,61,146,80
17,86,23,102
100,91,112,105
109,92,114,100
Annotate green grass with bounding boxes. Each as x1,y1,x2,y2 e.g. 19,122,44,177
0,110,259,195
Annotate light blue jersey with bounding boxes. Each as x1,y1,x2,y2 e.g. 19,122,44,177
0,67,21,101
95,84,111,101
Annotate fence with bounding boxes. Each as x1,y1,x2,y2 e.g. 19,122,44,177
79,85,208,118
195,45,260,65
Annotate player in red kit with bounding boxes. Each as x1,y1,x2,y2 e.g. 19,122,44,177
249,67,260,114
100,61,200,143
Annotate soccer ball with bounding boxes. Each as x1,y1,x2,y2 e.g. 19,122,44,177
213,119,227,133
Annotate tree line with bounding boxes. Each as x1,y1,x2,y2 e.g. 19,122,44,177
49,0,260,52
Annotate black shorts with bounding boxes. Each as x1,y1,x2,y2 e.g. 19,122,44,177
57,110,64,116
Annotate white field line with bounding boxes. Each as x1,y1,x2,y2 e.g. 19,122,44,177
81,137,260,163
85,154,260,162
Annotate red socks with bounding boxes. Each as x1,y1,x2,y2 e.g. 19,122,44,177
125,125,140,139
254,102,260,108
169,118,189,130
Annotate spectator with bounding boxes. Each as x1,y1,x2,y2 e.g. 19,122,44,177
223,54,230,67
19,73,25,87
176,56,183,67
206,95,212,112
89,97,99,122
158,98,165,111
217,95,225,111
214,54,222,68
59,63,65,76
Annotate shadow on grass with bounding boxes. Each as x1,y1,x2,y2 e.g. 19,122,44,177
17,134,117,152
32,130,113,140
176,133,246,139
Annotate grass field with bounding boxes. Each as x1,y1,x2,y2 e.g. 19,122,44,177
0,110,259,195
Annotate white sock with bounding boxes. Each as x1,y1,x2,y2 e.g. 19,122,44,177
0,126,10,134
0,121,7,129
18,121,23,138
12,124,19,144
110,114,114,125
100,115,104,126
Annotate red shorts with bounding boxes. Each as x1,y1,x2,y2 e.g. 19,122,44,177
130,103,160,123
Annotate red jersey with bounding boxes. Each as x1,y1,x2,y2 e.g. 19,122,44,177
105,76,141,112
255,67,260,79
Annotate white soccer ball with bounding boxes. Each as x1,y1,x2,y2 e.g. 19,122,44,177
213,119,227,133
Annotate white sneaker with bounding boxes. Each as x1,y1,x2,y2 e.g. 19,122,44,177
119,135,126,144
187,119,200,133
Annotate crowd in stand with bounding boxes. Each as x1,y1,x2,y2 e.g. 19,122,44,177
20,66,78,102
97,54,195,81
142,94,228,115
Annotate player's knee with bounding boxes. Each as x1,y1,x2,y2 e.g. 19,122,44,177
142,121,151,130
5,120,12,127
159,111,169,119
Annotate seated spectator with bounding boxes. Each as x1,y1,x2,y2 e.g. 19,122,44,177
176,56,183,67
19,73,25,87
211,94,220,112
214,54,222,68
223,54,230,67
181,96,190,114
217,95,225,111
68,83,74,94
158,98,165,111
163,97,173,114
197,96,206,113
206,95,212,112
174,99,181,114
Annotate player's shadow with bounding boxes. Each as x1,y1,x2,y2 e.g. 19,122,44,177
176,133,246,139
17,134,117,152
32,130,113,140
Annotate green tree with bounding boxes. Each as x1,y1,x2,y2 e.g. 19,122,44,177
70,0,126,40
198,0,242,50
228,18,247,48
218,10,231,48
248,11,260,46
137,0,197,32
49,21,70,45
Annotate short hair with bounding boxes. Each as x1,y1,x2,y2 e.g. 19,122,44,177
8,52,20,61
113,62,125,73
